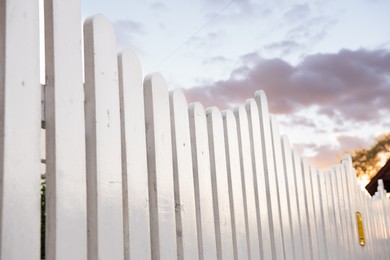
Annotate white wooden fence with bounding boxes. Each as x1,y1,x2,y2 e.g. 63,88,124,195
0,0,389,259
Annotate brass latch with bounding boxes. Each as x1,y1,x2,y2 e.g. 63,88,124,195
356,211,365,246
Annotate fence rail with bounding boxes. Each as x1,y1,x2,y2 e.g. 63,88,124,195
0,0,389,259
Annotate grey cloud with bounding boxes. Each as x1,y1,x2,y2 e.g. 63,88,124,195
183,49,390,122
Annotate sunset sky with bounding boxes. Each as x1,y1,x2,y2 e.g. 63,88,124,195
80,0,390,169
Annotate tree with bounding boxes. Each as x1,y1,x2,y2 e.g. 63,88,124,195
352,133,390,186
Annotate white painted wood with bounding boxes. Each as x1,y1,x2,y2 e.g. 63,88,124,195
329,167,347,259
302,161,320,260
84,15,124,260
222,110,249,260
206,107,234,260
254,91,285,260
291,151,311,260
245,99,273,260
340,161,358,259
324,171,338,260
269,117,295,260
357,190,366,260
234,105,261,260
361,188,373,260
188,102,218,260
44,0,87,259
0,0,41,259
335,165,351,259
144,73,177,260
281,136,303,260
3,1,390,256
170,90,199,260
118,49,151,260
310,167,328,260
364,193,374,260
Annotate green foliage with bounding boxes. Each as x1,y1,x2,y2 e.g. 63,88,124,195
352,133,390,180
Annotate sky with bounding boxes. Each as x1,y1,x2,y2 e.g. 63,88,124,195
80,0,390,169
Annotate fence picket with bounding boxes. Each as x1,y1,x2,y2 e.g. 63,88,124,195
245,99,273,260
302,161,320,260
44,0,88,259
269,117,295,260
207,107,234,260
144,73,177,260
170,90,199,260
335,165,352,259
310,168,328,260
281,136,304,260
340,160,358,259
330,167,348,258
84,14,124,260
222,110,249,260
234,105,261,260
324,171,338,259
0,1,41,259
254,91,285,260
188,103,218,260
291,151,311,260
118,49,151,260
